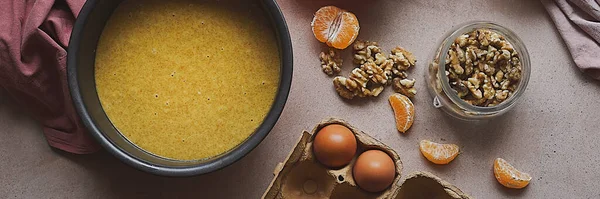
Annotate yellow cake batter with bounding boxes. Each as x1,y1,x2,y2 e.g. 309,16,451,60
95,0,280,160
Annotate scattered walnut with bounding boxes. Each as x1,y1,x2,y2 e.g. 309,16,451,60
333,76,357,99
390,47,416,74
370,85,385,97
333,68,384,99
333,68,369,99
392,78,417,98
445,29,521,106
395,70,408,79
349,67,370,88
379,59,395,82
319,49,343,76
329,40,417,99
361,60,392,85
374,53,387,65
353,40,381,65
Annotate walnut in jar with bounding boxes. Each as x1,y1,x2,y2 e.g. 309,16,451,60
444,29,521,107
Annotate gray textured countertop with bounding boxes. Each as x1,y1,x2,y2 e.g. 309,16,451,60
2,0,600,198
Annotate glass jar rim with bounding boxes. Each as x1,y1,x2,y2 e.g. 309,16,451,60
437,21,531,113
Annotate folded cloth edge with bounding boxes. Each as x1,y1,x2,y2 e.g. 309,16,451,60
541,0,600,80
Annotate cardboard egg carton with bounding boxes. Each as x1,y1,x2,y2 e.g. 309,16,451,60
262,118,472,199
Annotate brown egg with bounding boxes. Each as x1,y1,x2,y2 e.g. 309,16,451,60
313,124,357,168
353,150,396,192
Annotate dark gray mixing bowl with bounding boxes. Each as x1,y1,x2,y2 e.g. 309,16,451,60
67,0,292,177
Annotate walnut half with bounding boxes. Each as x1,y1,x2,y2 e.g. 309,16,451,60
330,40,417,99
389,47,416,76
319,49,343,76
353,40,381,65
392,78,417,98
333,68,385,99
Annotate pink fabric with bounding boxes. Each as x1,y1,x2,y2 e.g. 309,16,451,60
542,0,600,80
0,0,100,154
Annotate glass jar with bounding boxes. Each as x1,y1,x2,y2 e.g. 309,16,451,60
426,21,531,120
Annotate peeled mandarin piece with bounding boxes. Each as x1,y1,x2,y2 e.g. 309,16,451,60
419,140,460,165
326,12,359,49
388,93,415,133
311,6,342,43
311,6,359,50
493,158,532,189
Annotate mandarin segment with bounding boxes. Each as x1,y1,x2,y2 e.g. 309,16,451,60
419,140,460,165
327,12,360,49
388,93,415,133
311,6,359,50
493,158,532,189
311,6,342,43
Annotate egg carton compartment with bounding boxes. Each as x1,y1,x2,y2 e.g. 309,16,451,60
262,117,472,199
262,118,403,199
394,171,471,199
280,160,335,198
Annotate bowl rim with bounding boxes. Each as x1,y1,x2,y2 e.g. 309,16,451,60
67,0,293,177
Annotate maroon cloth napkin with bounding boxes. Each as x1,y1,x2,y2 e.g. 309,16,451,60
0,0,100,154
542,0,600,80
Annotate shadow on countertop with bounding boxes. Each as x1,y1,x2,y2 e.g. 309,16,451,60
54,142,273,198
